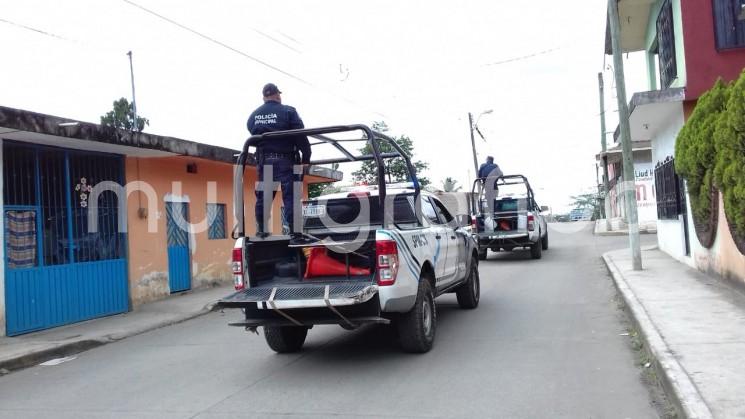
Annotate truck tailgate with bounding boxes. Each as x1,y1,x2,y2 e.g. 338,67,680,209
218,282,378,310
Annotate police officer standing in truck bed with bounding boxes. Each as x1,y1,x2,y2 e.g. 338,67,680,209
247,83,311,238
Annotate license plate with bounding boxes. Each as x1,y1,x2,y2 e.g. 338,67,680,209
303,204,326,217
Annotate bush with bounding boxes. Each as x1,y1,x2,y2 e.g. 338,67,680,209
675,79,729,223
714,71,745,236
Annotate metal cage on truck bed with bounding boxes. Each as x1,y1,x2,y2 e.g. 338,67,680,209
232,124,423,239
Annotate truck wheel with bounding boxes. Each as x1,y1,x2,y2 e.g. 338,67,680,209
264,326,308,353
530,239,542,259
456,257,480,309
541,230,549,250
397,279,436,353
478,248,487,261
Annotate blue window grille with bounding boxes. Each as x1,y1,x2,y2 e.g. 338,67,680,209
3,141,125,268
207,203,226,240
166,202,190,247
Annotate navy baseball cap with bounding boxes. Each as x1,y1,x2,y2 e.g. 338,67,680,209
262,83,282,97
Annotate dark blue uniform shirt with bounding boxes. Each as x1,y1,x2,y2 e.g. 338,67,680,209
478,162,502,179
247,100,311,164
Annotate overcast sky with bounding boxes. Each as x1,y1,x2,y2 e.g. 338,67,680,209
1,0,649,212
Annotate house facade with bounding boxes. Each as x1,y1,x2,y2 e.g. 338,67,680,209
0,106,340,336
598,142,657,232
606,0,745,282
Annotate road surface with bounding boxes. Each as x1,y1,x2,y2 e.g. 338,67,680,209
0,222,663,418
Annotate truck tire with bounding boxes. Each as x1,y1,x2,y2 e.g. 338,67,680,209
397,279,436,353
530,239,542,259
456,257,480,309
478,248,487,261
541,230,549,250
264,326,308,353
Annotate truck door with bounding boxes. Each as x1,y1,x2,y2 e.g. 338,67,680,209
431,197,460,284
420,197,449,283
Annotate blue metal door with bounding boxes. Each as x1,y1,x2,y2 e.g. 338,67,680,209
166,202,191,293
3,143,128,336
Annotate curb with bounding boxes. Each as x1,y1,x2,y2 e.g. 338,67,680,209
594,230,631,236
0,300,219,374
602,252,714,419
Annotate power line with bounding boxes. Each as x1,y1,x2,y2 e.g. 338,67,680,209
5,5,388,120
250,28,302,54
482,46,562,67
122,0,387,119
122,0,313,86
0,17,74,42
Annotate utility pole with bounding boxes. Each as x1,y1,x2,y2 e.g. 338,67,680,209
468,112,479,179
608,0,642,270
598,72,611,230
127,51,138,131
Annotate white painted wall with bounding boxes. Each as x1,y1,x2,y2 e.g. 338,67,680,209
650,104,692,263
634,160,658,228
0,138,5,336
605,152,657,231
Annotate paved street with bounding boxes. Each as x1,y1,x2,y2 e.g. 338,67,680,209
0,223,661,418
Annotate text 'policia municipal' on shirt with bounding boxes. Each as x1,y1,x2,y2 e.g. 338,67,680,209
253,113,278,125
247,100,312,163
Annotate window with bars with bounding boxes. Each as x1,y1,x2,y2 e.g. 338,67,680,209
657,0,678,88
713,0,745,49
207,203,226,240
654,157,683,220
3,145,40,268
2,142,125,268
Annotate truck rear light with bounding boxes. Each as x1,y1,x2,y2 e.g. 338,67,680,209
471,215,477,230
232,248,245,290
527,214,535,231
376,239,399,286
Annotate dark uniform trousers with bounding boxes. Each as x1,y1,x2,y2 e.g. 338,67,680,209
255,156,301,233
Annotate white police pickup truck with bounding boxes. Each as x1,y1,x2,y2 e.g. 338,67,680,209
471,174,549,260
218,125,480,353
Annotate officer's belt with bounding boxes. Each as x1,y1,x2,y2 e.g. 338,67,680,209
262,152,295,160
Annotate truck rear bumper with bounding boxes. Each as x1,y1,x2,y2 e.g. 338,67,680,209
228,316,390,328
477,233,532,247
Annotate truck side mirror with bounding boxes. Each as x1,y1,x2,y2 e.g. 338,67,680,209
540,206,549,213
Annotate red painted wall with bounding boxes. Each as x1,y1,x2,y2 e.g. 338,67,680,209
681,1,745,99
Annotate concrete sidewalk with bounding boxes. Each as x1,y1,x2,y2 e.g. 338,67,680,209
0,284,232,374
604,248,745,419
594,218,657,236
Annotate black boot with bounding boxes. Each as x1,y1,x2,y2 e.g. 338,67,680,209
289,232,319,246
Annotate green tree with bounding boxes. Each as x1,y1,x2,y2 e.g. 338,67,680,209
675,79,729,223
441,177,462,192
714,72,745,235
570,193,600,220
352,121,430,186
100,97,149,131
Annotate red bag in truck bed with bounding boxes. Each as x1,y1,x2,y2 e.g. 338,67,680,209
303,247,371,278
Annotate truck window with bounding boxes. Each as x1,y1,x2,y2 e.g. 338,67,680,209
303,193,417,229
431,198,454,224
420,197,440,225
495,199,519,212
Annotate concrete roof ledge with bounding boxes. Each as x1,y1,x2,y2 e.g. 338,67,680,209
0,105,345,183
629,87,686,111
307,166,344,182
613,87,686,143
0,105,238,163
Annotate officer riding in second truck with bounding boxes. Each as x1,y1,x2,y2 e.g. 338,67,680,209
247,83,313,244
